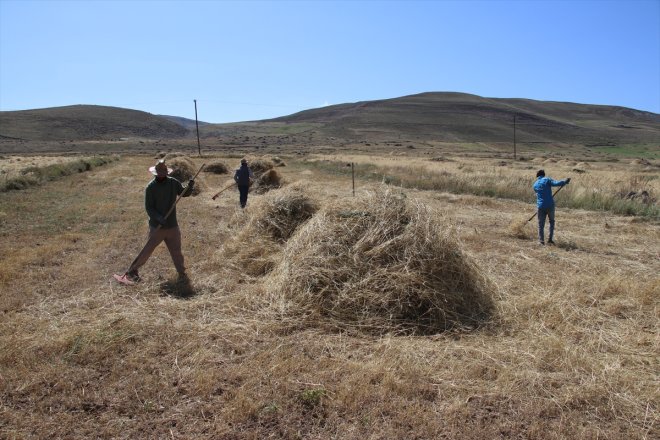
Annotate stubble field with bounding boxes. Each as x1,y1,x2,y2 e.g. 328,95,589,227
0,149,658,439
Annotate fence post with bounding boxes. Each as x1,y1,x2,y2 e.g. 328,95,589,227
352,162,355,196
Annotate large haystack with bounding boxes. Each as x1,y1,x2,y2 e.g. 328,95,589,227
168,156,204,195
220,183,318,277
266,189,495,335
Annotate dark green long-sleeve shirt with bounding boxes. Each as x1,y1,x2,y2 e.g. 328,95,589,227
145,177,192,228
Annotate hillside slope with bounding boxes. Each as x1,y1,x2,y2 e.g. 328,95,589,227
159,115,210,131
264,92,660,144
2,94,659,147
0,105,189,141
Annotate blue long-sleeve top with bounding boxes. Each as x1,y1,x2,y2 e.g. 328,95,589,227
533,176,568,209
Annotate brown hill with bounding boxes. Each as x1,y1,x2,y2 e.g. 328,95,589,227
261,92,660,145
0,105,189,141
2,93,659,148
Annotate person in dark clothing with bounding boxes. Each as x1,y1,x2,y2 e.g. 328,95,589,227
234,158,254,208
126,160,194,282
533,169,570,245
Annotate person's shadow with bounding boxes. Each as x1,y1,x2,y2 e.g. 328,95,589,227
159,276,196,298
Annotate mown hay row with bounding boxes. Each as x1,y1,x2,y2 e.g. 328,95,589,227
266,188,495,335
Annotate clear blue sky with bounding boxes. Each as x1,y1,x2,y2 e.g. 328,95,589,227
1,0,659,123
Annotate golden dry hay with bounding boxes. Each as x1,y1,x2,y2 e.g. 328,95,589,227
162,151,187,160
219,183,319,277
248,158,275,176
508,217,534,239
252,168,282,194
271,156,286,167
203,160,229,174
266,188,495,335
167,156,204,195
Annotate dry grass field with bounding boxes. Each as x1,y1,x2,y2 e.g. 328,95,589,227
0,150,658,439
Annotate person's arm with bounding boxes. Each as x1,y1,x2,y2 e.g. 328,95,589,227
234,170,240,183
550,178,570,187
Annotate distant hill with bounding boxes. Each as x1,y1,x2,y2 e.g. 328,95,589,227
260,92,660,145
1,94,659,147
159,115,210,131
0,105,189,141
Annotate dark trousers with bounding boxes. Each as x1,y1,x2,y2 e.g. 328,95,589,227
537,206,555,242
132,226,185,274
238,185,249,208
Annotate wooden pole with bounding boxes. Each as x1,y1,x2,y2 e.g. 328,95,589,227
194,99,201,157
351,162,355,196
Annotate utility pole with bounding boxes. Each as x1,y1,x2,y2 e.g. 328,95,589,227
194,99,201,157
513,114,518,160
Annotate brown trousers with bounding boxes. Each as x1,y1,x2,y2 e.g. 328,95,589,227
132,226,186,274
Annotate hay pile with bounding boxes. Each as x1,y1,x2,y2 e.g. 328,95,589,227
266,189,495,335
220,183,318,277
162,152,187,160
203,160,229,174
253,168,283,194
167,156,204,195
249,159,275,177
272,156,286,167
631,158,651,166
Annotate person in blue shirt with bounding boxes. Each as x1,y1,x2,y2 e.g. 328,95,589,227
533,169,570,245
234,158,255,208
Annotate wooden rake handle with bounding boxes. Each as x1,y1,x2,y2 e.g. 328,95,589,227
211,182,236,200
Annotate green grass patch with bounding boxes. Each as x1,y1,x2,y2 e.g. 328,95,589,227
598,144,660,160
1,155,119,192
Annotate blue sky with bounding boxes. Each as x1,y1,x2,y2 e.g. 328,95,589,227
1,0,658,123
